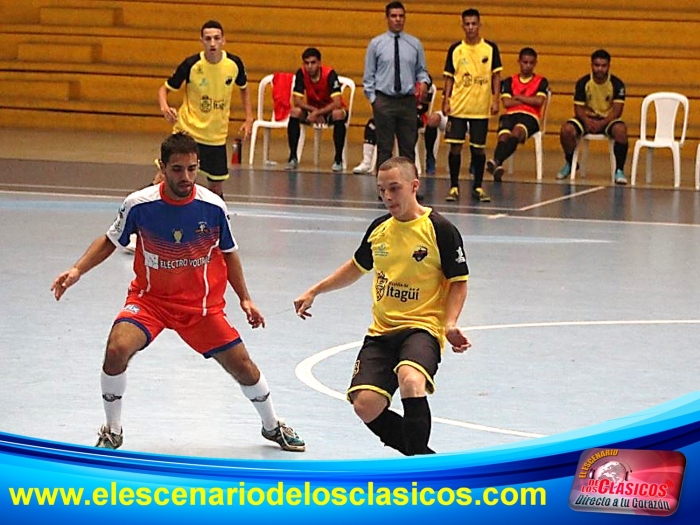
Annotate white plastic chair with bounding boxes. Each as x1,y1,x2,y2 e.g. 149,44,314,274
248,73,299,166
571,134,616,182
695,143,700,191
297,76,356,169
506,90,551,181
631,92,689,188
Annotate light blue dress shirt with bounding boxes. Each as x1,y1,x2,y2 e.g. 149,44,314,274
363,30,430,104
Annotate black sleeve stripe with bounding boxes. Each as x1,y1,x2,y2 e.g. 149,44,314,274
226,53,248,86
354,214,391,271
429,211,469,279
167,54,200,89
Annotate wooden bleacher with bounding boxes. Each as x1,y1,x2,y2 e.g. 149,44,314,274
2,0,700,175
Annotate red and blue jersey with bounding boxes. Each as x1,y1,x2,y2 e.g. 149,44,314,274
106,183,237,316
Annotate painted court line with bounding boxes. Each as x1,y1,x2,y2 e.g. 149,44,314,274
295,319,700,439
518,185,606,212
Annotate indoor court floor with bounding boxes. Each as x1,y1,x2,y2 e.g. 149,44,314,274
1,129,700,461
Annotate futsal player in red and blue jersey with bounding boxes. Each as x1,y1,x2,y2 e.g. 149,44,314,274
51,132,304,453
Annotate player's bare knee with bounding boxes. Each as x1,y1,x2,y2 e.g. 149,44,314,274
513,129,527,143
214,344,260,384
102,343,133,375
352,391,386,423
612,123,628,142
397,367,426,398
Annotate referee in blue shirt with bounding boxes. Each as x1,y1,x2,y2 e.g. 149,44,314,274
363,2,430,176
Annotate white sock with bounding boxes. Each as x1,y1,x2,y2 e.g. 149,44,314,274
101,370,126,434
362,143,375,165
239,372,278,431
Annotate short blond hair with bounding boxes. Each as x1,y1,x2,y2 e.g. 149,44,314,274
377,156,418,180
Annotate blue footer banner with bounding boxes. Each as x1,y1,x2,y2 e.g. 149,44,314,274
2,392,699,523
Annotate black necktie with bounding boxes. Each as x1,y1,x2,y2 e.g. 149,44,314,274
394,34,401,94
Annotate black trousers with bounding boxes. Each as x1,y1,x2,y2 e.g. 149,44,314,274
372,93,418,173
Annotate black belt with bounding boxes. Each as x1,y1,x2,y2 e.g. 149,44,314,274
377,91,414,99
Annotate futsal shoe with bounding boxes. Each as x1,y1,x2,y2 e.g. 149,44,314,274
614,169,628,185
95,425,123,449
445,186,459,202
556,162,571,180
262,421,305,452
471,187,491,202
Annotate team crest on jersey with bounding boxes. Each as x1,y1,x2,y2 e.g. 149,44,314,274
173,229,184,243
225,76,233,85
481,56,489,63
200,95,212,113
375,271,388,301
195,221,210,234
412,245,428,262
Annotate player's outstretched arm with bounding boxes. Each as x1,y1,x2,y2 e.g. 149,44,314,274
51,235,117,301
223,251,265,329
294,259,363,320
444,280,471,353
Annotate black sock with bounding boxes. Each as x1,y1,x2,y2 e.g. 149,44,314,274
614,141,628,171
565,152,573,165
470,150,486,188
401,397,433,455
366,408,408,455
333,122,347,164
496,137,519,164
287,117,300,161
448,152,461,188
493,141,508,164
424,126,437,161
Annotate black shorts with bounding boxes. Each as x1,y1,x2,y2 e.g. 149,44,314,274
197,143,229,182
567,117,624,139
347,328,441,403
302,109,348,125
444,117,488,148
498,113,540,140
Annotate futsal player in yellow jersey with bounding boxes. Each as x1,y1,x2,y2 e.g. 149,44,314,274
443,8,502,203
158,20,254,198
557,49,629,185
294,157,471,455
